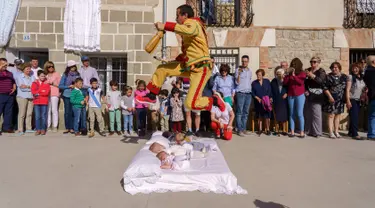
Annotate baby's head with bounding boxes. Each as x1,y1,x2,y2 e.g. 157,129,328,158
175,133,185,144
149,142,165,154
156,151,168,161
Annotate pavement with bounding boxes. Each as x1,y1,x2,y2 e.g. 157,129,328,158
0,132,374,208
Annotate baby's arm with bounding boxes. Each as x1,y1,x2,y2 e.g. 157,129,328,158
160,162,172,169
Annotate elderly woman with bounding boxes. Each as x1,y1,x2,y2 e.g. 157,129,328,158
15,63,35,135
271,67,288,136
283,58,307,138
346,63,366,140
44,61,61,132
210,92,234,140
324,62,348,139
252,69,272,136
213,64,235,106
58,60,81,134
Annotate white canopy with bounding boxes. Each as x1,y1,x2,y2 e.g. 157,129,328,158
0,0,20,48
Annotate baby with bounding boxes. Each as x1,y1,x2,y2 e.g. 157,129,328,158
149,142,166,154
156,151,190,170
174,133,216,153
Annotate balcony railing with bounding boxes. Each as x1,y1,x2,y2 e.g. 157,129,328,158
344,0,375,28
187,0,254,27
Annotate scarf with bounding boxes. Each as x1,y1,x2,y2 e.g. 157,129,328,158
65,71,79,86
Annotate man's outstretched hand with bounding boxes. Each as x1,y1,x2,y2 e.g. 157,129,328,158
154,22,165,31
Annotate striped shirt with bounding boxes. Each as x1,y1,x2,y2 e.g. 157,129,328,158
0,70,15,94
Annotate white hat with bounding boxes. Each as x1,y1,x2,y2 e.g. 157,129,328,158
67,60,76,67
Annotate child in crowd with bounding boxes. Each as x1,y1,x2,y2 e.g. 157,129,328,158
159,89,170,132
70,78,86,137
134,80,148,136
87,78,106,138
107,80,122,136
149,93,160,131
170,87,184,133
121,86,136,136
31,70,51,136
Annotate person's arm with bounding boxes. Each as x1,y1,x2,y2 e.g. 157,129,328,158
211,111,220,124
120,100,128,110
346,76,352,109
313,70,327,85
70,90,82,105
17,77,31,92
235,68,240,85
164,20,199,37
31,82,38,95
212,76,218,93
39,84,51,96
231,77,236,97
58,75,69,90
323,78,334,104
228,110,235,128
294,73,306,86
53,73,62,87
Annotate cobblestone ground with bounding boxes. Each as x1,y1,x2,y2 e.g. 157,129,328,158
0,132,374,208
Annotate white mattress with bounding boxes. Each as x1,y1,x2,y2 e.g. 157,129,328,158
123,138,247,195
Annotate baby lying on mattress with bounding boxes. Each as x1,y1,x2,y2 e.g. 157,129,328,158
149,132,217,170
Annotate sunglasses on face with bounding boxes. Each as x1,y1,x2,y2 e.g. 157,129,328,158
310,61,317,64
48,65,54,68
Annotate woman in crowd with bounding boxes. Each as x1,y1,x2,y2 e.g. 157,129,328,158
210,92,234,140
252,69,272,136
304,56,326,138
58,60,80,134
346,63,366,140
213,64,235,106
283,58,307,138
271,67,288,136
15,63,35,135
45,61,61,132
323,62,348,139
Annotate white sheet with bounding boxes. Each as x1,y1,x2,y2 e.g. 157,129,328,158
123,138,247,195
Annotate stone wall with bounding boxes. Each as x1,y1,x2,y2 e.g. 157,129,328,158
269,29,341,71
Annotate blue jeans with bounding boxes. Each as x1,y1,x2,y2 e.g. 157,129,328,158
63,96,73,130
236,92,252,132
288,94,305,132
80,107,87,130
368,100,375,139
123,114,134,132
34,105,48,131
0,94,15,131
73,107,85,133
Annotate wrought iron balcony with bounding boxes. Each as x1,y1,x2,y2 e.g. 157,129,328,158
344,0,375,28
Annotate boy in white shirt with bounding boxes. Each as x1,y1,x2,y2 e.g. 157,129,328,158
87,78,106,138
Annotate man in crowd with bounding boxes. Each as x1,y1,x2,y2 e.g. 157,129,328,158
31,57,42,79
79,56,100,96
280,61,288,70
0,58,16,134
364,55,375,139
8,59,24,78
235,55,252,136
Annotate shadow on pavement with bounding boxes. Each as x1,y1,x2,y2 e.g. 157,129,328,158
254,199,290,208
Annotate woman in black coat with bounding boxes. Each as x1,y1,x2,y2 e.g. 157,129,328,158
271,68,288,136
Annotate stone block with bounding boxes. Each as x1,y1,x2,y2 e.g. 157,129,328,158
15,21,24,33
102,23,118,33
114,35,127,50
136,51,152,62
100,35,114,50
135,24,155,34
127,74,135,87
110,10,126,22
37,34,56,48
344,29,373,48
18,7,27,20
127,11,143,23
119,23,133,33
53,63,67,75
66,53,80,62
47,7,61,21
127,63,134,74
142,63,153,74
128,51,135,62
49,51,66,63
41,22,53,33
340,48,349,61
101,10,109,22
25,21,40,33
223,28,265,47
29,7,46,21
127,35,142,50
135,74,151,82
56,34,64,49
54,22,64,33
17,34,36,47
143,12,154,23
124,0,145,6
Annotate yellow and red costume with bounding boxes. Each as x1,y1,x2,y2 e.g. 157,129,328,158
146,18,213,111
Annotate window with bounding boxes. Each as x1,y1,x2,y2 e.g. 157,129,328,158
349,49,375,64
88,55,127,94
210,48,239,74
191,0,253,27
344,0,375,28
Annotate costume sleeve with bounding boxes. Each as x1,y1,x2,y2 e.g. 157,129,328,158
164,20,199,37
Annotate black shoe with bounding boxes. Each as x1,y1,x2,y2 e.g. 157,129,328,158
288,133,295,138
195,131,202,137
220,129,224,138
99,132,107,137
186,131,194,137
81,129,88,136
298,134,306,139
265,131,271,136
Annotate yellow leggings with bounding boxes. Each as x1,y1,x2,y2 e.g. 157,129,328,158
147,61,212,111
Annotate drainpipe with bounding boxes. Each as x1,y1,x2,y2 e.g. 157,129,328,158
161,0,167,60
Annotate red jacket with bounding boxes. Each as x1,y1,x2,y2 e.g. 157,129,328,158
283,72,307,97
31,80,51,105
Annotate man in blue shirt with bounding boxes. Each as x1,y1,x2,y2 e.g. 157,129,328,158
235,55,252,137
